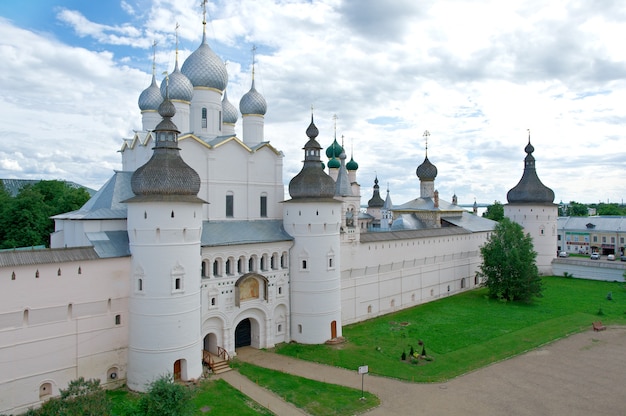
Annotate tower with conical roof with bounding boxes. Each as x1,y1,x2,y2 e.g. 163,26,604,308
381,184,393,229
124,83,205,392
283,114,342,344
504,132,557,274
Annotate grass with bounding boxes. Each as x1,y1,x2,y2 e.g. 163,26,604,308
107,379,274,416
275,277,626,382
234,362,379,415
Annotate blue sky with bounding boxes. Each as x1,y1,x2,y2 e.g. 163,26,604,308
1,0,626,206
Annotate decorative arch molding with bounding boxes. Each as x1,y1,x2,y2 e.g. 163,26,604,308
234,273,269,306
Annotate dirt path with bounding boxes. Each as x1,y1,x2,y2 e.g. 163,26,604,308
229,327,626,416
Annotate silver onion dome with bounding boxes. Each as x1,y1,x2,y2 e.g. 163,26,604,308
138,74,162,111
507,138,555,204
222,90,238,124
160,61,193,102
239,79,267,115
181,34,228,91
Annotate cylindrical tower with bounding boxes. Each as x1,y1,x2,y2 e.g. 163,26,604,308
283,115,342,344
505,136,557,275
124,94,205,391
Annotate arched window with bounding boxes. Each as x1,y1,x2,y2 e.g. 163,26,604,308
226,193,234,217
260,194,268,217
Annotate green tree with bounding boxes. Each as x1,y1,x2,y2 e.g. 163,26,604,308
567,201,588,217
0,180,90,249
596,203,622,216
135,374,194,416
478,218,542,302
482,201,504,221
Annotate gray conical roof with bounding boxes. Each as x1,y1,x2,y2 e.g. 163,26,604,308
127,96,202,203
507,139,555,204
288,115,336,199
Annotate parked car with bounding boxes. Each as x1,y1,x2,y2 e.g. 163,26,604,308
621,255,626,262
607,254,615,261
590,252,600,260
558,251,568,257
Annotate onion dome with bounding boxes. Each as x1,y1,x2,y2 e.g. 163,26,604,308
128,94,201,201
368,177,385,208
507,138,555,204
325,138,344,159
138,74,162,111
346,155,359,171
327,155,341,169
222,90,238,124
239,79,267,115
160,61,193,102
416,154,438,181
180,29,228,91
288,115,336,199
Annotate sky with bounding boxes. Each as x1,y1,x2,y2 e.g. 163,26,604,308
0,0,625,207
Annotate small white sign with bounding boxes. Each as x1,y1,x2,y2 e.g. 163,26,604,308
358,365,368,374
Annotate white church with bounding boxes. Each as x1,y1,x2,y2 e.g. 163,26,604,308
0,13,557,415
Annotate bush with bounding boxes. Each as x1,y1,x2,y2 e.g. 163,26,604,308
135,375,194,416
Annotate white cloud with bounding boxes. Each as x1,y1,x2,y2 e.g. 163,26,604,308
1,0,626,206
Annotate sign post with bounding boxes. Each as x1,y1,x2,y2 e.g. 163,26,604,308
358,365,368,400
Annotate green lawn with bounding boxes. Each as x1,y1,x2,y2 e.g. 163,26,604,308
234,362,379,415
275,277,626,382
108,379,274,416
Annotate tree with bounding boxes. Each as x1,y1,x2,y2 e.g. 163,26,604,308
567,201,588,217
478,218,542,302
28,377,111,416
0,180,90,249
135,374,194,416
482,201,504,221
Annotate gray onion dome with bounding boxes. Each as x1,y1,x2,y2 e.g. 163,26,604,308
368,177,385,208
180,33,228,91
138,74,162,111
160,61,193,102
222,91,238,124
416,155,438,181
239,79,267,115
288,115,336,199
129,97,201,200
507,139,555,204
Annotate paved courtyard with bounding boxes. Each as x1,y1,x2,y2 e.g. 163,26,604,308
224,326,626,416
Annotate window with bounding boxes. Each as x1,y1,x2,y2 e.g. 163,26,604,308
302,260,307,270
238,257,244,274
298,324,302,333
39,382,52,400
138,278,143,291
175,278,181,290
115,314,121,325
211,297,216,306
278,286,282,295
260,195,267,217
602,236,607,243
213,260,220,277
226,194,234,217
277,324,282,332
248,257,255,272
225,259,232,275
201,261,208,277
202,108,207,128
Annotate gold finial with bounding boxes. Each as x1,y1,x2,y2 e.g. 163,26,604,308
151,40,157,76
251,44,257,80
423,130,430,155
175,22,180,63
202,0,207,24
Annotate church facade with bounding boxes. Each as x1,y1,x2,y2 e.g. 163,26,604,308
0,14,555,414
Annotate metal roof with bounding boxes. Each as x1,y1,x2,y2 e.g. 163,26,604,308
360,226,472,243
86,231,130,258
201,220,293,247
558,216,626,232
0,247,101,267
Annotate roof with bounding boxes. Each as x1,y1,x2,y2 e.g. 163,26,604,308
558,216,626,232
201,220,293,246
86,231,130,258
52,171,133,220
393,197,464,213
0,246,101,267
360,226,473,243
